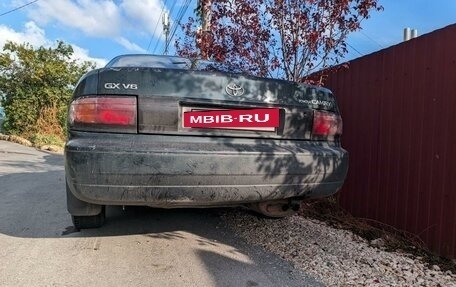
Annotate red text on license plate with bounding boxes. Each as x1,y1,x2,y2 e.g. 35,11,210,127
183,108,280,130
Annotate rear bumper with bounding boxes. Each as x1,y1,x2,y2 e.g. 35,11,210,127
65,132,348,207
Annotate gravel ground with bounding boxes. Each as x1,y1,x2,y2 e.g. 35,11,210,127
221,209,456,287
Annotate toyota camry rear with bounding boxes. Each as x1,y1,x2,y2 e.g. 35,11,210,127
64,54,348,229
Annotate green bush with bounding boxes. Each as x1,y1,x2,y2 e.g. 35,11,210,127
0,41,94,141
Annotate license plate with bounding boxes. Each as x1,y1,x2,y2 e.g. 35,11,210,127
182,108,280,131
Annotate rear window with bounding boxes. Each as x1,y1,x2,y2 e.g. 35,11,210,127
106,55,191,69
105,54,242,73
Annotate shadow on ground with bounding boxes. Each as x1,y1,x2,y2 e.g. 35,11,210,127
0,149,323,287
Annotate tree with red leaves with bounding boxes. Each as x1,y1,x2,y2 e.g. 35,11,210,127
176,0,382,84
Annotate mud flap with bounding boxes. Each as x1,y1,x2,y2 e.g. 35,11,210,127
66,181,103,216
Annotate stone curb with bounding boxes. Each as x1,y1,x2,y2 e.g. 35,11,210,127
0,133,64,154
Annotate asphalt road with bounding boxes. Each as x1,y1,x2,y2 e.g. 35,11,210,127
0,140,322,287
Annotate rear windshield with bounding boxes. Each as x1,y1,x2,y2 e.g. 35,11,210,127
106,55,190,69
105,54,242,73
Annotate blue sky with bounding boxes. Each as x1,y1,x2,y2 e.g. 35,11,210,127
0,0,455,67
345,0,456,59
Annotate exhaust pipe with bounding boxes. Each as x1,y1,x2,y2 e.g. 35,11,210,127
289,199,301,211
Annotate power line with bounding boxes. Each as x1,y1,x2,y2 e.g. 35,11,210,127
153,0,178,54
146,9,165,51
147,0,168,52
0,0,39,17
346,42,364,57
164,0,191,54
360,30,384,49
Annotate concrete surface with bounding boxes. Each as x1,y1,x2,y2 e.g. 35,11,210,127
0,140,323,287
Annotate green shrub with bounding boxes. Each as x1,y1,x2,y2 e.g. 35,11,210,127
0,41,94,141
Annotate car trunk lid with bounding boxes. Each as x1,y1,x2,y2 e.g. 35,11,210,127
94,68,339,140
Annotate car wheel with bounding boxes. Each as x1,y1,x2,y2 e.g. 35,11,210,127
72,206,106,229
248,199,300,218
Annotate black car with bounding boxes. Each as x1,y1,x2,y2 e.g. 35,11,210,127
65,54,348,229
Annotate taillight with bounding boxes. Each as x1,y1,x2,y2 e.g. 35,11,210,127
312,110,342,139
69,96,137,133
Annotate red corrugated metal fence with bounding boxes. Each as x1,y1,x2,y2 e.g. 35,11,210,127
324,24,456,258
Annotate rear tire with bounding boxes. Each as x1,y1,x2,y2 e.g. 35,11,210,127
72,207,106,229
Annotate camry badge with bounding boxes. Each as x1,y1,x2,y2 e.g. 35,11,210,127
225,83,245,97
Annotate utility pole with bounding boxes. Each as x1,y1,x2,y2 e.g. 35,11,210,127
162,12,170,55
200,0,212,32
197,0,212,59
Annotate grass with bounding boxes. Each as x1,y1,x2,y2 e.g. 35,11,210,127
30,133,65,147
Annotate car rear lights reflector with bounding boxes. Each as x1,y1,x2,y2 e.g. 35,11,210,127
312,110,343,138
69,96,137,133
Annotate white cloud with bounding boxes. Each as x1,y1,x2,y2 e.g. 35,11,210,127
0,21,49,48
120,0,168,38
28,0,122,37
116,37,147,53
71,46,107,67
0,21,107,68
19,0,167,52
